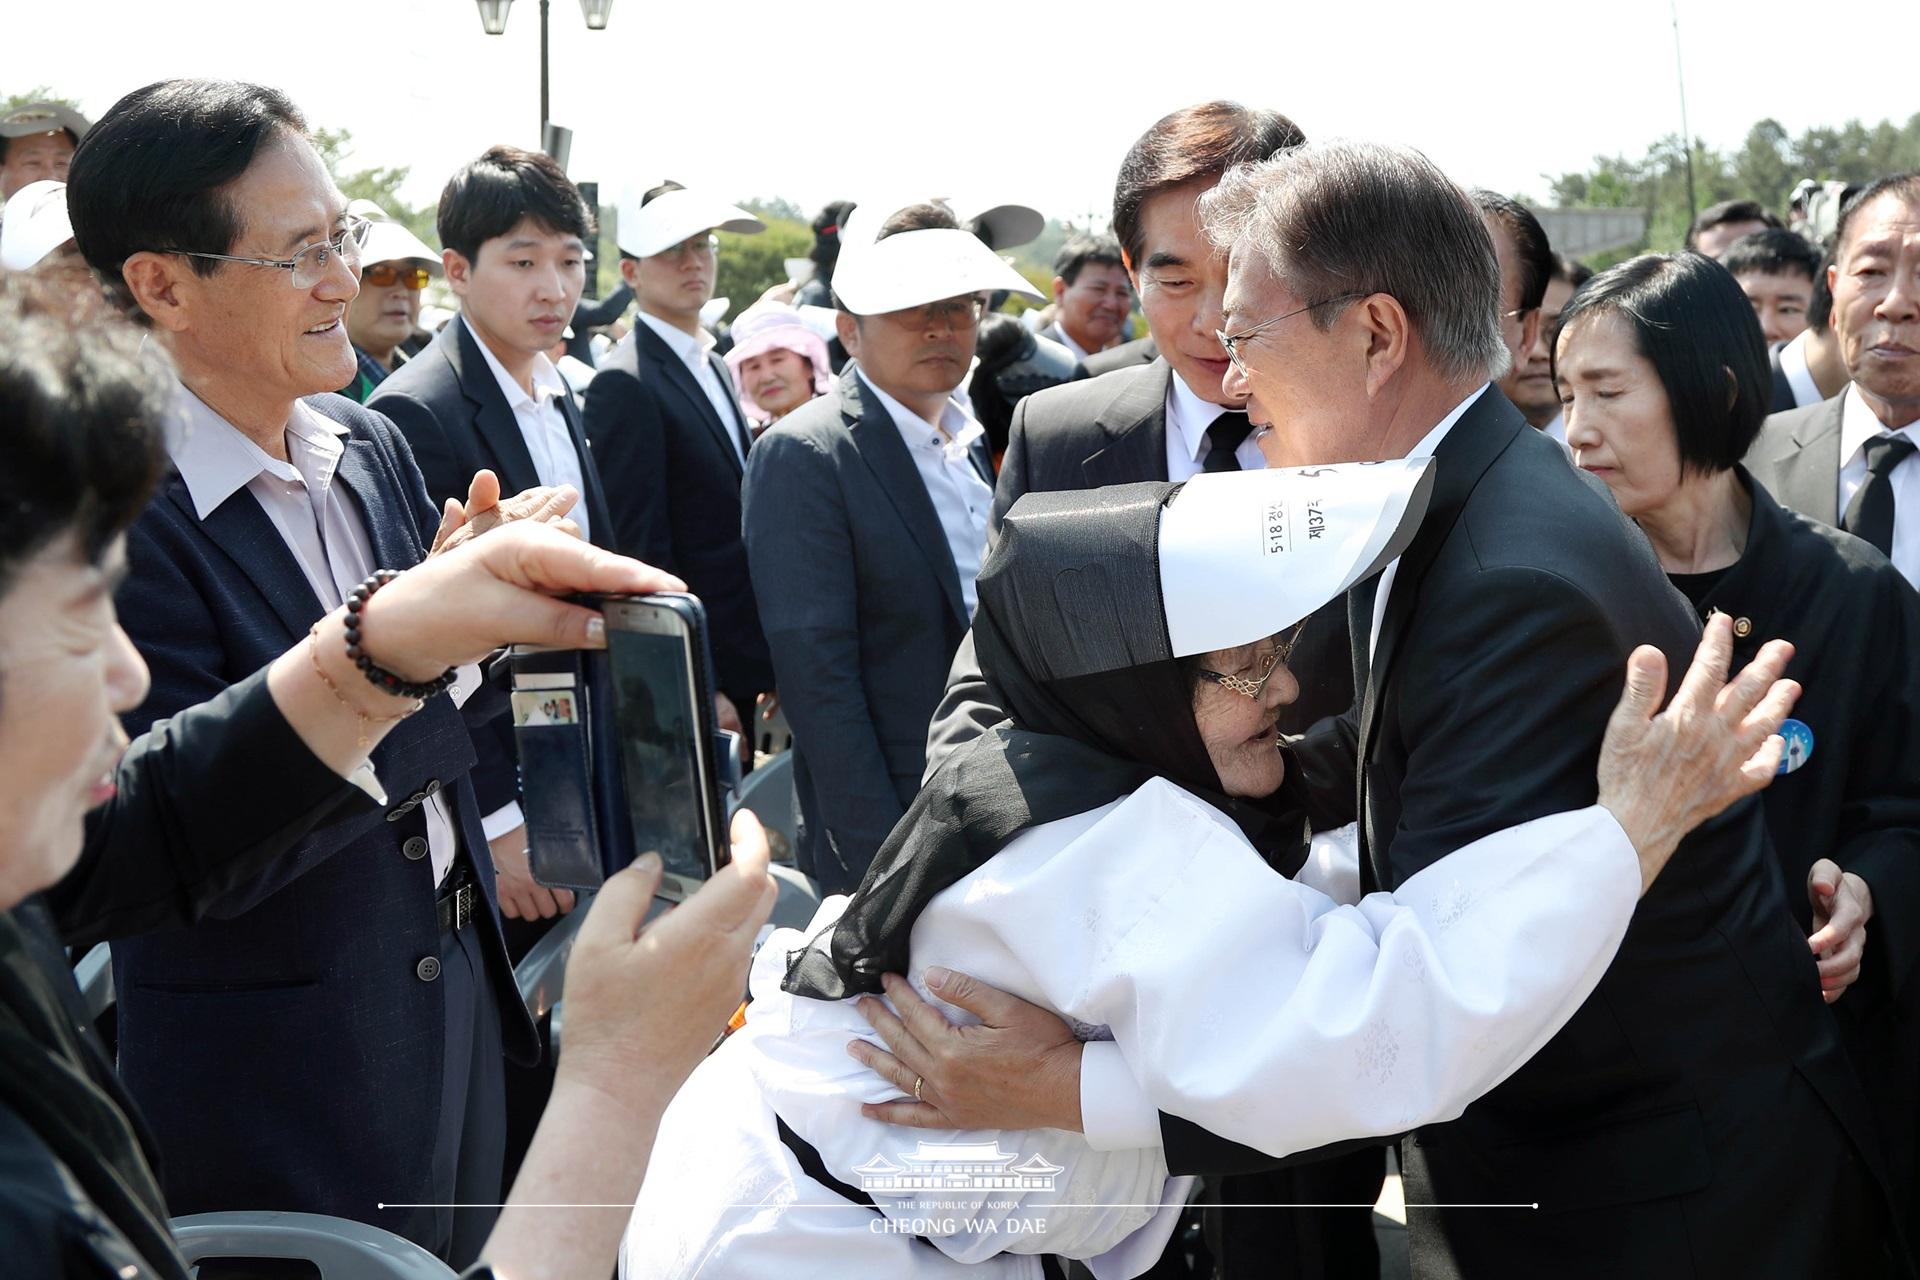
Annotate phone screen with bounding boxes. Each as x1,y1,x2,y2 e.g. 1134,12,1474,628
603,615,712,895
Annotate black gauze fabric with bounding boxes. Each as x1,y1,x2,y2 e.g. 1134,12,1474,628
784,482,1291,1000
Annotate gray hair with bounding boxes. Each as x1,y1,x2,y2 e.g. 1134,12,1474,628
1200,140,1510,383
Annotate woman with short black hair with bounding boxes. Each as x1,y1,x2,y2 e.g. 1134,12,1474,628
1557,250,1920,1218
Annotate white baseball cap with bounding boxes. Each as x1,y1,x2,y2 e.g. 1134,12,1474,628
0,180,74,271
0,102,91,142
1157,459,1435,658
617,188,763,259
347,200,443,277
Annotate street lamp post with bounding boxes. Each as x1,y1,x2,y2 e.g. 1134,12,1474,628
475,0,613,151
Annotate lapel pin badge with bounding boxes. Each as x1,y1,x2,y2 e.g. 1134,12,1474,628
1777,719,1814,775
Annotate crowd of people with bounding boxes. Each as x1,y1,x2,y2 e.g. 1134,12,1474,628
0,76,1917,1280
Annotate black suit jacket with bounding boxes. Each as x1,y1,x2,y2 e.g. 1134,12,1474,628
1746,394,1846,526
367,317,614,541
1767,339,1800,413
368,318,613,817
108,395,536,1246
742,365,987,894
583,320,773,706
1182,389,1896,1276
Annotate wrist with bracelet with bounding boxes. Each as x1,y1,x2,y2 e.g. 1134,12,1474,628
344,569,459,701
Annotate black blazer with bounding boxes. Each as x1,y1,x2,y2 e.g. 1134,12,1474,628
109,395,536,1243
369,318,614,816
367,317,614,543
1746,393,1847,526
742,365,988,894
1682,470,1920,1215
1179,389,1897,1275
1768,339,1800,413
583,321,773,706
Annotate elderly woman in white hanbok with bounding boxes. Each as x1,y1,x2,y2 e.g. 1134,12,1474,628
621,464,1796,1279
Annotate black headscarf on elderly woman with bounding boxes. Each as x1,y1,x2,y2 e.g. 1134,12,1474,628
786,468,1431,1001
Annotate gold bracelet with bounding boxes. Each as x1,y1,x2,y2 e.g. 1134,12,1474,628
307,625,421,750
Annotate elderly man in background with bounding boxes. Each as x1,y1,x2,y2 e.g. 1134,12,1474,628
1749,173,1920,589
340,200,440,402
743,201,1039,896
0,101,88,202
724,298,833,431
66,78,539,1266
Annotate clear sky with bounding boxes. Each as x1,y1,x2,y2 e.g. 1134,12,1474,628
7,0,1915,229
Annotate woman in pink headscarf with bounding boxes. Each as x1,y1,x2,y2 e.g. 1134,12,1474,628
725,300,834,431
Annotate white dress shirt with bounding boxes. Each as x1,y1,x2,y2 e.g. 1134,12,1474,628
1042,320,1094,364
169,389,467,884
1777,331,1825,410
464,316,591,544
859,373,995,618
1838,384,1920,587
1165,370,1268,479
636,309,748,465
1541,409,1569,448
622,782,1639,1278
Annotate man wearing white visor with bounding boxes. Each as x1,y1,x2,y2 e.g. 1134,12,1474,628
741,200,1042,895
585,182,770,742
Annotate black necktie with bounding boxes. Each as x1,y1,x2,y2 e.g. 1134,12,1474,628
1203,411,1253,473
1842,434,1917,556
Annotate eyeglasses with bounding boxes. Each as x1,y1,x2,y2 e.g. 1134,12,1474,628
1194,619,1309,700
888,296,986,331
1215,293,1363,374
363,263,432,290
656,233,719,262
165,216,372,290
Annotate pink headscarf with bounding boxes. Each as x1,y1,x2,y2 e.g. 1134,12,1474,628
725,301,834,423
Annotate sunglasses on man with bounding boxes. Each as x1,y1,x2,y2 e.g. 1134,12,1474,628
362,263,432,291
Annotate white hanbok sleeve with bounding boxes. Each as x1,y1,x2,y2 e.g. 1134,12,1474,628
957,779,1640,1160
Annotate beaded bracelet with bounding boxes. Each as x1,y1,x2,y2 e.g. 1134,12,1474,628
345,570,458,702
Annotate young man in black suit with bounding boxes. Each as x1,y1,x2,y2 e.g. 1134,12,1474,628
583,182,769,738
370,145,614,924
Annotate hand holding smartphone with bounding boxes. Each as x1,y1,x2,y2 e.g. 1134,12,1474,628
510,593,738,900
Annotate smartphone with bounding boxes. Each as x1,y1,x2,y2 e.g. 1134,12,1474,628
601,594,730,901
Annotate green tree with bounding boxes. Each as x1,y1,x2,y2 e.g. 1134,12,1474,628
1734,119,1795,213
714,216,811,322
310,127,438,250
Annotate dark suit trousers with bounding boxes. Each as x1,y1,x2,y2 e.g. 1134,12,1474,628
416,915,506,1268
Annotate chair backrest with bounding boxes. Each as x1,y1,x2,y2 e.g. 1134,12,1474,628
756,701,794,756
732,752,797,864
170,1211,456,1278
